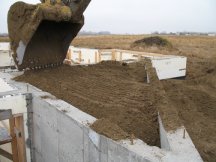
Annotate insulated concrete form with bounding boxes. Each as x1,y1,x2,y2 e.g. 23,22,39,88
0,71,203,162
0,43,12,68
0,78,15,93
0,43,10,51
68,47,187,80
0,51,13,68
0,42,186,80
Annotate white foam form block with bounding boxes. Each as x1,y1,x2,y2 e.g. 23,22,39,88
0,78,15,93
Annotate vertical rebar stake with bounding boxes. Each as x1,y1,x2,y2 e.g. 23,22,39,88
183,129,186,139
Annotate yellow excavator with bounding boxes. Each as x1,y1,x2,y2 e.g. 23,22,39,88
8,0,91,70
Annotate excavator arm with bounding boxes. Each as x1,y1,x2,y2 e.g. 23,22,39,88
8,0,91,70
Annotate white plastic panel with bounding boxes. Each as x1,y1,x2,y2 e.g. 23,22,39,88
151,57,187,80
0,42,10,51
0,78,15,93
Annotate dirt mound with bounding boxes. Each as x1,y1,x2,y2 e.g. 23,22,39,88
162,57,216,161
14,62,160,146
131,36,173,49
91,118,129,140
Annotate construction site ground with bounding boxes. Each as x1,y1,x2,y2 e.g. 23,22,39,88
72,35,216,162
15,61,160,147
9,35,216,162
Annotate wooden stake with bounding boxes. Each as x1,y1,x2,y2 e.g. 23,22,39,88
9,117,19,162
69,49,72,60
111,50,117,61
95,52,98,63
15,115,27,162
79,51,82,63
130,134,135,145
120,52,122,61
66,51,69,60
56,0,62,3
98,51,101,62
45,0,51,5
183,129,186,139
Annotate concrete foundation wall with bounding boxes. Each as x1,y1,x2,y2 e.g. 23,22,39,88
0,51,13,68
30,94,203,162
0,61,202,162
68,47,187,80
31,96,164,162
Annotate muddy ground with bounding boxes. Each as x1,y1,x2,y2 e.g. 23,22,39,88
15,61,160,146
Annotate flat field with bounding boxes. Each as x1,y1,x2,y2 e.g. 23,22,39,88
0,37,9,42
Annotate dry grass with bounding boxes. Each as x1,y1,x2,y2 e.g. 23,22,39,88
3,35,215,59
0,37,9,42
73,35,216,59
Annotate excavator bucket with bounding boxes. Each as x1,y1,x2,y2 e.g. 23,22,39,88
8,0,91,70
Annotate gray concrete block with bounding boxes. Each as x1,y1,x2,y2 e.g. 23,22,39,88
99,135,108,162
129,152,151,162
88,130,100,162
83,128,90,162
34,151,43,162
58,111,84,162
39,103,59,162
158,115,170,150
108,139,130,162
32,98,41,115
32,113,42,156
40,120,59,162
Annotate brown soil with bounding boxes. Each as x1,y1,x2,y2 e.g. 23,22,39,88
13,34,216,161
72,35,216,162
162,57,216,162
15,61,160,146
91,118,129,140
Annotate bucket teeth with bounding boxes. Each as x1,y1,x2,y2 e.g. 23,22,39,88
26,62,63,70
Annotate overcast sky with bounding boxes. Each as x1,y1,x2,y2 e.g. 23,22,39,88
1,0,216,34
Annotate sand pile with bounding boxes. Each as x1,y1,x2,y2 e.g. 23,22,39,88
131,36,174,50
